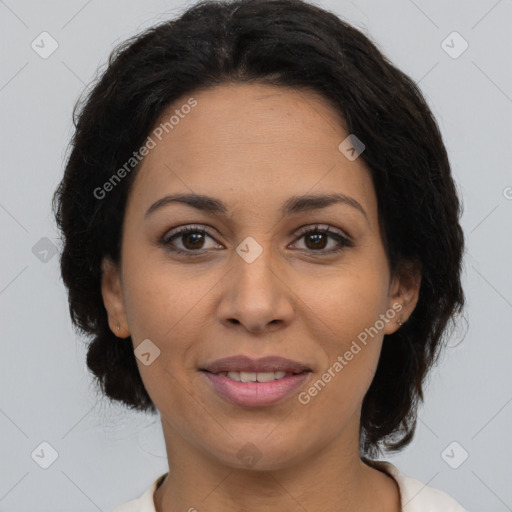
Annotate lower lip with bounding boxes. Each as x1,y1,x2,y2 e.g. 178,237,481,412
200,371,311,407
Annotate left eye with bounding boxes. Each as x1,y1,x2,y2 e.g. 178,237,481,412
161,224,353,255
292,226,352,253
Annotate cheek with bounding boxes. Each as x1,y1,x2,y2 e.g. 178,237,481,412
120,262,204,410
316,262,390,342
306,258,390,396
121,245,210,344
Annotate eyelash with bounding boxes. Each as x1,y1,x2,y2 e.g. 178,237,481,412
160,224,354,257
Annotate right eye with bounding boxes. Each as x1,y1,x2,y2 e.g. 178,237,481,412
160,225,223,255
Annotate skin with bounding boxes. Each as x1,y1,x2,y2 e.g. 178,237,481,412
101,82,421,512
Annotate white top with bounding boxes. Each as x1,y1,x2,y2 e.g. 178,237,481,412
109,460,468,511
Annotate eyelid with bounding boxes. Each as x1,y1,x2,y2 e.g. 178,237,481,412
292,223,353,242
161,223,216,240
162,223,352,241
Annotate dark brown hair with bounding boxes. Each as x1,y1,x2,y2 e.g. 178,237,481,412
52,0,465,459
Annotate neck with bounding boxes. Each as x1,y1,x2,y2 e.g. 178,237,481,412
153,418,400,512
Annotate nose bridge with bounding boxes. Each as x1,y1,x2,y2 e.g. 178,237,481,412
233,233,281,299
218,232,295,331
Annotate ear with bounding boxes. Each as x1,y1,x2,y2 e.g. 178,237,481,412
384,260,422,335
100,257,130,338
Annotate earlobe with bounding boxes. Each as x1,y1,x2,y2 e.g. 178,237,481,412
100,257,130,338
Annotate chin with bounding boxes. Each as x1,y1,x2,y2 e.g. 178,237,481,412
204,435,310,472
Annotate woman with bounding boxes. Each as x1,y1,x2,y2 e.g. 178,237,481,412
52,0,467,510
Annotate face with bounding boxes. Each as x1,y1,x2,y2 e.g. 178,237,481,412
101,82,420,471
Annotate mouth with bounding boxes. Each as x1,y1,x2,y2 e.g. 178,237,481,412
199,355,312,407
201,369,308,382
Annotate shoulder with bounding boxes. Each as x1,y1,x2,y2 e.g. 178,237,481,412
108,473,167,512
367,459,468,512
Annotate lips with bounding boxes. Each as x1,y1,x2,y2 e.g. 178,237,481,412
199,355,313,407
200,355,312,374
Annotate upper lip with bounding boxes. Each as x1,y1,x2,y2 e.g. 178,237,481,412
200,355,312,374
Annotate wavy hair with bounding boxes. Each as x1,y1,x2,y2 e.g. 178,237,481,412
52,0,465,458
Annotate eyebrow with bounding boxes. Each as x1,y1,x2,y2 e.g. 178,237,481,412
145,192,368,223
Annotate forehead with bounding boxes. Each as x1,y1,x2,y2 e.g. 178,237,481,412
159,82,349,150
127,82,376,223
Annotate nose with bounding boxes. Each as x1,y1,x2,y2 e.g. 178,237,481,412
216,247,295,334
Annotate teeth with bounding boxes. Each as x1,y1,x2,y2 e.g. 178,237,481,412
240,371,257,382
216,370,292,382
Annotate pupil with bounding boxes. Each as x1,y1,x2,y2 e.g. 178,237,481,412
307,233,326,250
184,232,204,249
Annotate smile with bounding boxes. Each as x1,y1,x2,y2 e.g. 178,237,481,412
213,370,298,382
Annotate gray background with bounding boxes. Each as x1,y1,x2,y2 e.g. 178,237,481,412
1,0,511,510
